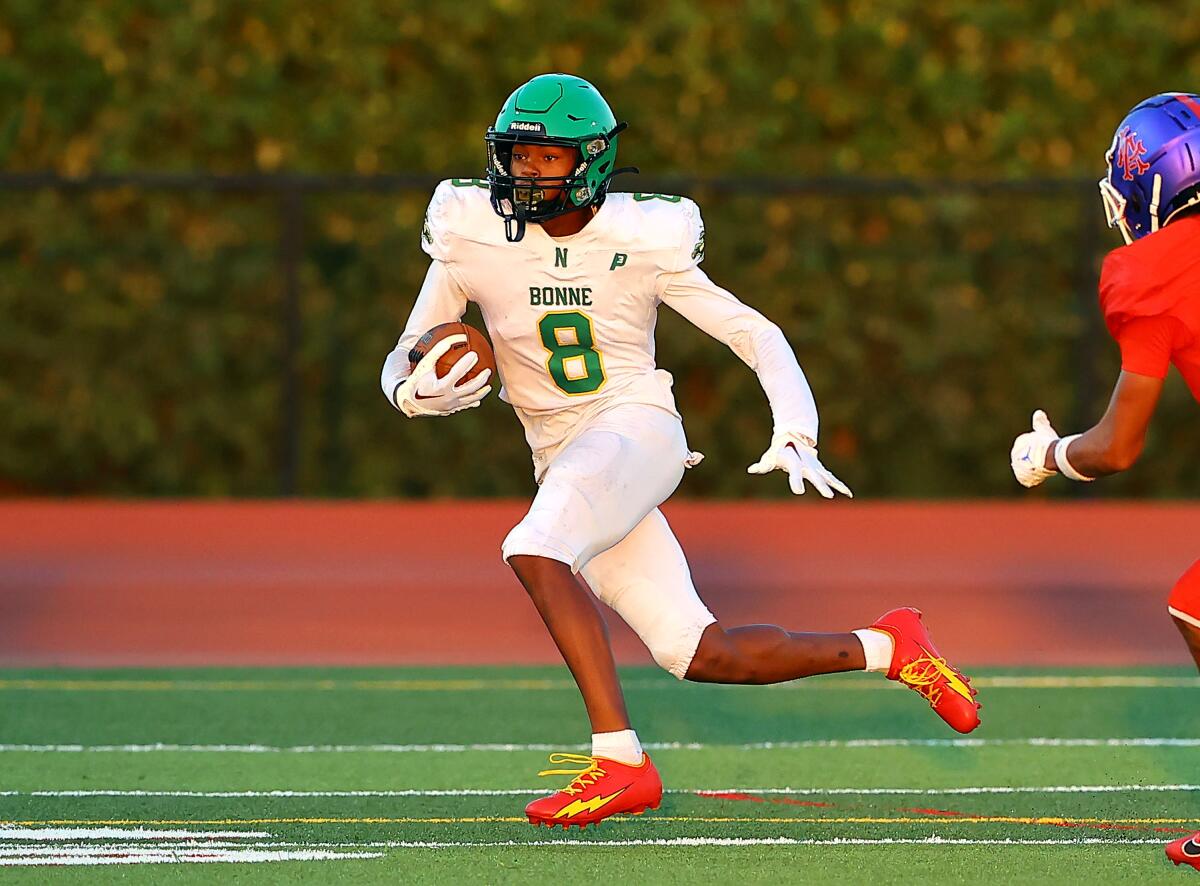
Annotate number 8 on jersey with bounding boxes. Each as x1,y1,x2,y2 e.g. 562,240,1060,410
538,311,607,395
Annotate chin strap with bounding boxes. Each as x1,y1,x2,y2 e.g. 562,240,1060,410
505,205,527,242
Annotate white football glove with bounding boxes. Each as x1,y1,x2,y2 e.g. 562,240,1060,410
747,431,853,499
1010,409,1059,488
392,334,492,418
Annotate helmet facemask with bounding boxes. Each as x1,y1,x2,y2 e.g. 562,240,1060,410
485,124,630,242
1098,174,1136,247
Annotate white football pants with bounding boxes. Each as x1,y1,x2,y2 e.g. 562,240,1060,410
502,404,716,678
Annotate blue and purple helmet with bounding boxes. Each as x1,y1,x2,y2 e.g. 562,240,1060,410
1099,92,1200,243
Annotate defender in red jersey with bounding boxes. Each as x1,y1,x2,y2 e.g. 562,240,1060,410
1009,92,1200,870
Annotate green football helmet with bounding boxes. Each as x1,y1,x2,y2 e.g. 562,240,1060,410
485,73,637,241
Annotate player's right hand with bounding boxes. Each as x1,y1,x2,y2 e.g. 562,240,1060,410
1009,409,1059,488
393,334,492,418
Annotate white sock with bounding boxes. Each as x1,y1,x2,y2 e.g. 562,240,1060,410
591,729,643,765
852,628,895,673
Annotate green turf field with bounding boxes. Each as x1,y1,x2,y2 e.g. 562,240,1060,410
0,666,1197,882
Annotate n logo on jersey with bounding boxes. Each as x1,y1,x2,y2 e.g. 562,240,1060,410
555,247,568,268
610,253,627,270
1115,127,1150,181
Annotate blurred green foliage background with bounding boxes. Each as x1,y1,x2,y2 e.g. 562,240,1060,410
1,0,1197,497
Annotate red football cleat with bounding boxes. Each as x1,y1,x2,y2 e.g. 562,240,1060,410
1167,831,1200,870
869,607,981,734
525,752,663,829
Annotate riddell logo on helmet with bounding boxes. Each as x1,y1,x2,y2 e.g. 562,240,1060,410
1115,126,1151,181
509,121,546,133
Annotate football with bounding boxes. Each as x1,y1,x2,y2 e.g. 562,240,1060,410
408,321,497,387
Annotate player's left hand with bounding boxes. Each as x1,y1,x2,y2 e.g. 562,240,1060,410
748,431,853,499
1010,409,1060,488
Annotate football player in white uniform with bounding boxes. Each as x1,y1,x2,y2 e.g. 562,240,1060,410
382,73,980,828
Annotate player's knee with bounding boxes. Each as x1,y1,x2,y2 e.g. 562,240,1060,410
644,620,714,681
683,625,738,683
1168,560,1200,621
501,523,578,573
650,641,697,680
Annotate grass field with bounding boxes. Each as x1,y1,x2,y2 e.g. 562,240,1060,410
1,666,1197,882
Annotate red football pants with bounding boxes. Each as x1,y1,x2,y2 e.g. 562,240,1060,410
1167,558,1200,627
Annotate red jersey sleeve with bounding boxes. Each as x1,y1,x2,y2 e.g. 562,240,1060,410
1098,249,1133,337
1098,216,1200,398
1115,315,1186,379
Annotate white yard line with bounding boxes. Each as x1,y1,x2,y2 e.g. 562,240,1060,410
1,784,1196,799
0,827,379,866
0,737,1195,753
0,845,369,857
0,675,1194,692
963,676,1199,689
0,828,271,840
341,836,1165,848
0,836,1164,863
0,838,1166,850
0,824,1170,865
693,784,1200,796
0,849,382,866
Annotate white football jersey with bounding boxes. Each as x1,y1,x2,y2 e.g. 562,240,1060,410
383,179,819,467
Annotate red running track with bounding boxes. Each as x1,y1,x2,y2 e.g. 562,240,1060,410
0,500,1195,667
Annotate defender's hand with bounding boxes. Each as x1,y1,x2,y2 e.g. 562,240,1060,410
393,334,492,417
748,431,853,499
1010,409,1059,488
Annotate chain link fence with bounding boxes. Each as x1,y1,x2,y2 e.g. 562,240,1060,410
2,172,1194,498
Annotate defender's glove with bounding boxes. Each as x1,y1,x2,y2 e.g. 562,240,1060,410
392,334,492,418
1010,409,1059,488
748,431,853,499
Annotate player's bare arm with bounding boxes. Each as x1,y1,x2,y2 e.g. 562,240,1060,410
1049,371,1163,476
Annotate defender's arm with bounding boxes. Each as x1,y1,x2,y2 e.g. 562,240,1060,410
1011,313,1174,487
1049,371,1163,476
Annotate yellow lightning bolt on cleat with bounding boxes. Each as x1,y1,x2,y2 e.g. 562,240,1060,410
554,788,627,819
869,607,982,734
525,752,662,829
